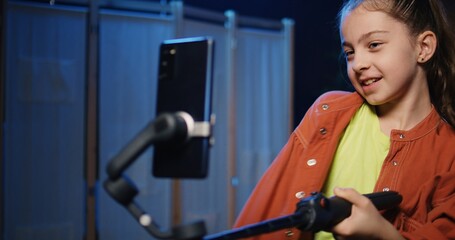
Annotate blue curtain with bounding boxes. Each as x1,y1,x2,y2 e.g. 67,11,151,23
4,3,87,240
234,27,292,214
97,9,175,240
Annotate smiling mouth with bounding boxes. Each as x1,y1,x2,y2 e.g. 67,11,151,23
362,78,381,86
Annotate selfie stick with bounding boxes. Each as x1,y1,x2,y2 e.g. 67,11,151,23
204,191,402,240
104,112,210,240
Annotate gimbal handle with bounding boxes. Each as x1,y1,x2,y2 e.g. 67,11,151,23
104,112,207,240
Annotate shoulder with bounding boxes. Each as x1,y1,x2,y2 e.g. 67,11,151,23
312,91,363,110
294,91,363,140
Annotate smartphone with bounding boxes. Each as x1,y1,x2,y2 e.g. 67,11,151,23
152,37,214,178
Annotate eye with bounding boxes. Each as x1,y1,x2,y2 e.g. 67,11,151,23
343,49,354,59
369,42,383,49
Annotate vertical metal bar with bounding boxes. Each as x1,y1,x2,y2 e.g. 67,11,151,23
224,9,238,227
171,1,184,38
170,0,184,227
85,1,99,240
282,18,295,132
0,1,5,239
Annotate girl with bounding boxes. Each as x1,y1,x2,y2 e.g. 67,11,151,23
233,0,455,239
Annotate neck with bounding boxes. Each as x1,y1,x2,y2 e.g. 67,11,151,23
376,91,432,136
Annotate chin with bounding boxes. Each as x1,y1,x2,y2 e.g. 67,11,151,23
365,98,389,106
361,94,387,106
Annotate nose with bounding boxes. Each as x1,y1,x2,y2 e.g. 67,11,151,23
351,54,370,73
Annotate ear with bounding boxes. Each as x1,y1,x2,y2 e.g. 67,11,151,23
416,31,437,63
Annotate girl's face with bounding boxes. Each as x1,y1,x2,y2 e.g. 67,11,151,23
340,5,427,106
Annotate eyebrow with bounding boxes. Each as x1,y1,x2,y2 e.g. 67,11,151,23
341,30,390,47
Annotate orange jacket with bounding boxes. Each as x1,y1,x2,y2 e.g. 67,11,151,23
233,91,455,239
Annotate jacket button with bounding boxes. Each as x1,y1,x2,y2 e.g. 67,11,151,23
285,229,294,238
322,104,329,110
383,187,390,192
295,191,306,199
392,160,398,166
307,159,317,166
319,128,327,135
399,134,405,139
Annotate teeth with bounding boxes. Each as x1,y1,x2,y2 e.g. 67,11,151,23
363,78,379,86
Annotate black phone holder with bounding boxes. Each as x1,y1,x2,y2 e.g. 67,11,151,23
104,112,211,239
104,112,403,240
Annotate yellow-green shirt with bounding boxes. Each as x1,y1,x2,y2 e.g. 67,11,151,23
315,103,390,240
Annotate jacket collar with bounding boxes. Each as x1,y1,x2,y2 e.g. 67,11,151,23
313,91,444,141
390,107,443,141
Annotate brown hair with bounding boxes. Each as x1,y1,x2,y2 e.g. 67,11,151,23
338,0,455,128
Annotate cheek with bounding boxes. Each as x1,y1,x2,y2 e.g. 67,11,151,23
381,45,417,73
380,53,415,79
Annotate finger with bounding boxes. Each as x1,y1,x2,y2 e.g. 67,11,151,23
333,187,365,205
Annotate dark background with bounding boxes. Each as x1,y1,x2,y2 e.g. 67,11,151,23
183,0,455,127
184,0,350,127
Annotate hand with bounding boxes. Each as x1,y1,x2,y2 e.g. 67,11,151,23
330,187,404,240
